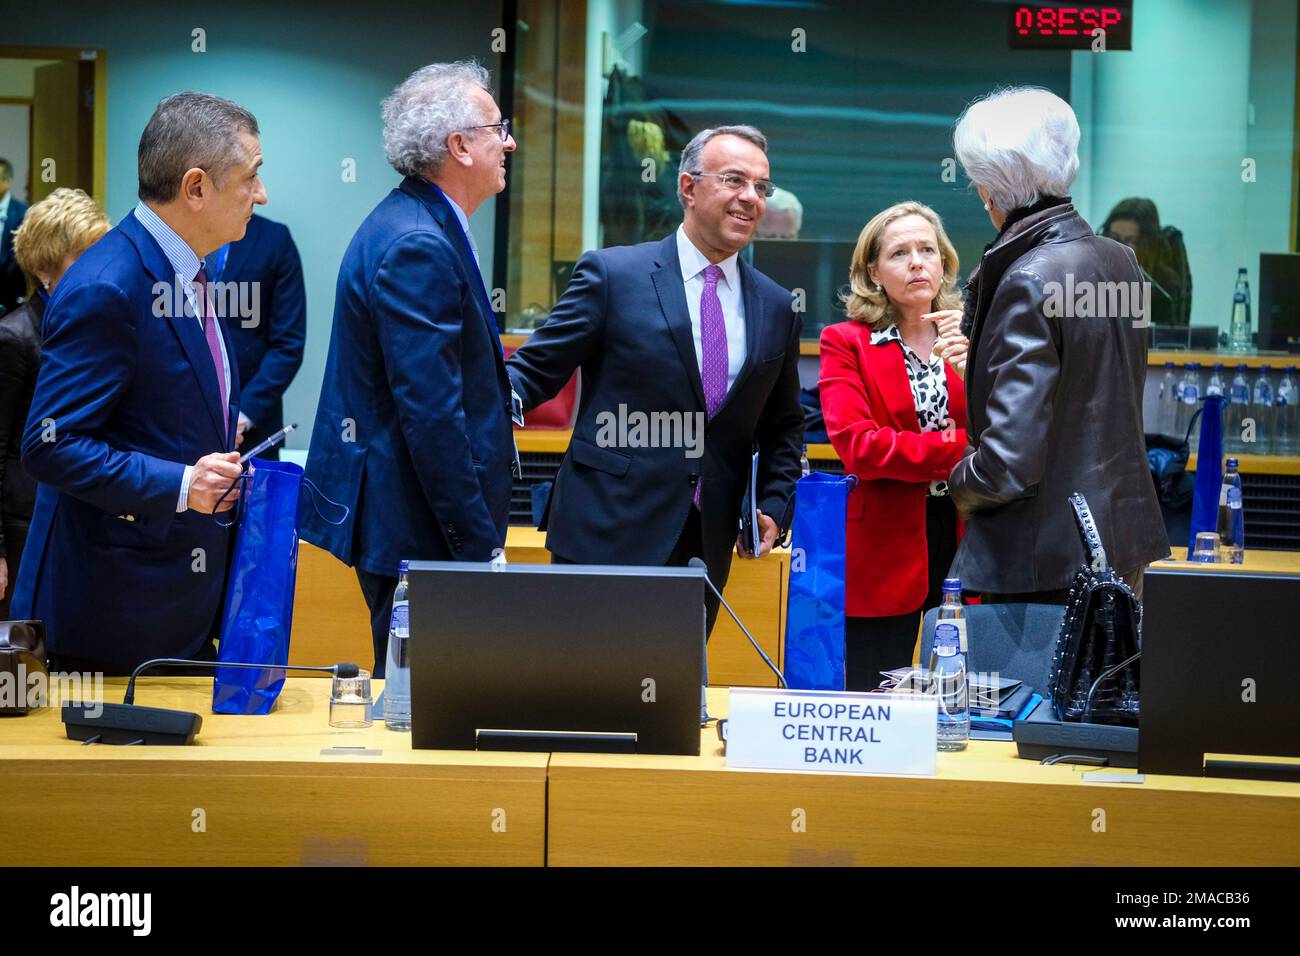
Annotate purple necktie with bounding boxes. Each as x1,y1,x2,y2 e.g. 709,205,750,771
193,266,229,437
695,264,728,508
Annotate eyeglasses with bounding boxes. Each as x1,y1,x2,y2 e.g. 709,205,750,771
466,118,511,142
690,171,776,199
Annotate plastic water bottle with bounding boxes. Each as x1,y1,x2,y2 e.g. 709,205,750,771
927,578,968,678
384,560,412,731
1176,363,1201,452
1158,362,1179,436
1228,267,1252,352
1275,366,1299,456
1216,459,1245,563
1224,364,1250,456
1206,363,1226,399
1250,366,1274,455
931,621,969,751
936,577,967,654
800,444,811,478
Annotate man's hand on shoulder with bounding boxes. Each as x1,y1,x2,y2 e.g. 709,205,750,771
187,451,243,513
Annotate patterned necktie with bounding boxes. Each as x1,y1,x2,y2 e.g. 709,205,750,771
695,264,728,508
193,266,229,438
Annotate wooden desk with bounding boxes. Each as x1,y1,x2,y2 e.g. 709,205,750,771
1151,548,1300,574
546,689,1300,866
0,678,547,866
1148,349,1296,370
1186,453,1300,476
5,683,1296,867
292,532,788,688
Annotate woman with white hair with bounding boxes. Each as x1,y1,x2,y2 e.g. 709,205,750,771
939,86,1168,603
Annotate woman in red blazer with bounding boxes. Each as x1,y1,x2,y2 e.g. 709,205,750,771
819,201,968,690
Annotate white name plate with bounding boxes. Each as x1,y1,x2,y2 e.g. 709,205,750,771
726,688,937,776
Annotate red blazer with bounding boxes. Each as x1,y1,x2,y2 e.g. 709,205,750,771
818,320,968,618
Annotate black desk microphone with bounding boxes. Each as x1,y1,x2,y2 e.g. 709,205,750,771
689,557,786,689
62,658,361,746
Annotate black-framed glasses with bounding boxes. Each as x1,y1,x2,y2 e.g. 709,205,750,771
466,118,511,142
691,171,777,198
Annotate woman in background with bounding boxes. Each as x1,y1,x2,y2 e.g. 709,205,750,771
819,201,967,690
0,188,109,616
1100,197,1192,326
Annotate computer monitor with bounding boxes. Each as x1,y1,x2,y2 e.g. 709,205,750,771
750,238,856,338
1258,253,1300,353
405,562,705,755
1140,567,1300,779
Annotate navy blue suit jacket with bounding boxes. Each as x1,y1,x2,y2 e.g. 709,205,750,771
507,232,804,595
301,177,513,575
220,213,305,436
0,196,28,314
10,210,240,670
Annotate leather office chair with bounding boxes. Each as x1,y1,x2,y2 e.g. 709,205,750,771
502,344,580,429
918,603,1065,694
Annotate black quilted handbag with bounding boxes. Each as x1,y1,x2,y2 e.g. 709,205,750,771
1047,493,1141,726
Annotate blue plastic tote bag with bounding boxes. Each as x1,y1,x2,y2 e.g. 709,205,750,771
783,473,857,690
211,459,307,715
1187,394,1226,555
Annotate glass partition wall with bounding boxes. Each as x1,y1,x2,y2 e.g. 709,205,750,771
500,0,1298,346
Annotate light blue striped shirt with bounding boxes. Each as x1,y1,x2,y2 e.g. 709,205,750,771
132,202,233,512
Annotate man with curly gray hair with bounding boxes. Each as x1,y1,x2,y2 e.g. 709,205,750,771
303,60,518,678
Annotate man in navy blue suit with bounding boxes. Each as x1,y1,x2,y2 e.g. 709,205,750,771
0,159,28,316
11,93,266,673
302,61,518,675
508,126,804,636
209,214,307,459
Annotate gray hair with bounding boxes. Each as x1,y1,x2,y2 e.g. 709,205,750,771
382,60,493,178
677,124,768,208
953,86,1079,213
138,93,259,203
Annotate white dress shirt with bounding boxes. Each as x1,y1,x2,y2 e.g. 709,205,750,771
132,202,233,513
676,225,746,392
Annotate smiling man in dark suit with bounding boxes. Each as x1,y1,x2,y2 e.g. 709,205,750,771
302,61,517,674
11,93,264,673
208,213,306,458
507,125,804,634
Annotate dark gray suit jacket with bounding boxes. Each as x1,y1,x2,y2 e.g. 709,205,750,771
507,231,805,595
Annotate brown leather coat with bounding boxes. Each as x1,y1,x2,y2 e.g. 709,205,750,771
949,202,1170,593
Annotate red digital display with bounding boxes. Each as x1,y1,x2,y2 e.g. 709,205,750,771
1009,4,1133,50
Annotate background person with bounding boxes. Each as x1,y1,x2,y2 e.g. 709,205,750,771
819,201,967,689
0,159,27,316
948,86,1169,604
207,213,307,458
0,188,110,618
1100,196,1192,327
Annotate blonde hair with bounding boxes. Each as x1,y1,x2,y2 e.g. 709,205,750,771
12,188,111,294
842,201,961,330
